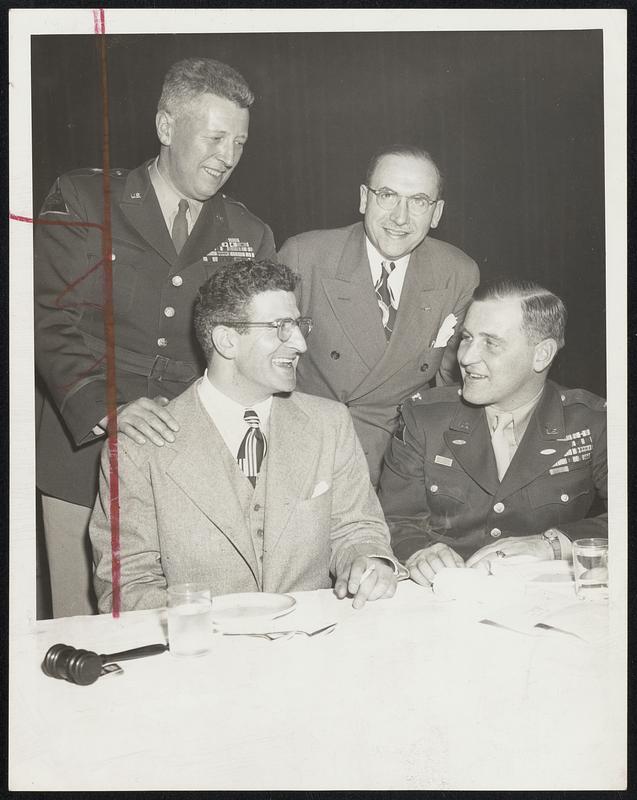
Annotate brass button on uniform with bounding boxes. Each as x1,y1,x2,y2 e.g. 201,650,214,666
110,252,116,261
254,504,261,512
256,528,264,537
164,306,175,318
493,502,505,514
157,337,168,347
330,351,340,360
490,528,502,537
430,484,439,493
171,275,183,287
420,362,429,372
560,493,569,503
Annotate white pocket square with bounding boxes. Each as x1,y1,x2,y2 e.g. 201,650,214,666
432,313,458,348
311,481,330,499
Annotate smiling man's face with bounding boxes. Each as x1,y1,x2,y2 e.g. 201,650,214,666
230,290,308,404
458,297,544,411
156,92,249,202
359,153,444,260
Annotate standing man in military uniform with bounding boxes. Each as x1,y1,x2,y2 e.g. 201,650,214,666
35,57,275,616
378,280,607,585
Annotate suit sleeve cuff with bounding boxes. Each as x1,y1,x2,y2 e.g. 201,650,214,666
367,554,410,580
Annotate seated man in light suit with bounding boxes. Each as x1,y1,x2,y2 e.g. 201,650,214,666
378,280,607,584
90,259,401,612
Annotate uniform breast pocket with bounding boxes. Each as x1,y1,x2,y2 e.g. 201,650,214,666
84,244,142,313
424,463,468,514
527,473,594,523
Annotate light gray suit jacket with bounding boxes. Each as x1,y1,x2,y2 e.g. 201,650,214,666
278,222,479,485
90,382,394,612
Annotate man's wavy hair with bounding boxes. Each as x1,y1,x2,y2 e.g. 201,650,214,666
473,279,567,349
194,259,300,360
158,58,254,117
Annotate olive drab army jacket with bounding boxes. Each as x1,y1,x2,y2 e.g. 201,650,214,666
35,161,275,506
378,380,607,562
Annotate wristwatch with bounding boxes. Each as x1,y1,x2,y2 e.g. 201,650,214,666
541,529,562,560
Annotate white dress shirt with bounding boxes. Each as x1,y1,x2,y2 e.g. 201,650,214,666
365,237,411,309
197,371,272,459
148,157,203,235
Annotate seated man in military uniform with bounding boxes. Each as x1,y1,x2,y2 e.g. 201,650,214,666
378,279,607,585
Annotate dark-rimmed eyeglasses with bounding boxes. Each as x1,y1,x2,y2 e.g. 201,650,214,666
365,186,438,215
218,317,313,342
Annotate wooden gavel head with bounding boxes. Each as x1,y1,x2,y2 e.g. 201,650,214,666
41,643,104,686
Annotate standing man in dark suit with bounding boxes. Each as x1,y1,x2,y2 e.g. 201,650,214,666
278,145,479,487
35,57,275,617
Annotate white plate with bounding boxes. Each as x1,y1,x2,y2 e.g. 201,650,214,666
210,592,296,623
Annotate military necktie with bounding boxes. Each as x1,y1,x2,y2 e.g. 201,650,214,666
375,260,397,340
491,412,516,481
171,198,190,254
237,410,267,487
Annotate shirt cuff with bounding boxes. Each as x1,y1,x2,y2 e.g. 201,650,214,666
368,554,410,580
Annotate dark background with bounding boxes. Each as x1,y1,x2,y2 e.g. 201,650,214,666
31,30,606,395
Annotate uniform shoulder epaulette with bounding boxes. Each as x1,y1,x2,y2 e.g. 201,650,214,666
221,194,250,212
559,387,607,411
403,384,462,407
63,167,128,179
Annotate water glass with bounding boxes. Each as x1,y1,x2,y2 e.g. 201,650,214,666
572,538,608,601
167,583,215,657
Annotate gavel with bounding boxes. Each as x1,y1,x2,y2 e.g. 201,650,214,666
42,642,169,686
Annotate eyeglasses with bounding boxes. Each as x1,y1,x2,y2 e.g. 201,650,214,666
218,317,313,342
365,186,438,215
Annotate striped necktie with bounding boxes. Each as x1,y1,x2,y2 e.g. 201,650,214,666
171,198,189,253
374,260,397,340
237,410,267,487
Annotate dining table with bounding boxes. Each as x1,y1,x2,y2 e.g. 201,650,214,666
10,562,625,791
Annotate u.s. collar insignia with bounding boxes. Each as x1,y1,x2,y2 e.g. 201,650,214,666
130,191,141,199
203,238,256,262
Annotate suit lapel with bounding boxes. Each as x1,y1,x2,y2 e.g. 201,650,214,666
444,401,500,496
262,395,314,557
349,239,447,400
165,387,259,580
118,162,176,266
497,383,572,497
322,225,387,371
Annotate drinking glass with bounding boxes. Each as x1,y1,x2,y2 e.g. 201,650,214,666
572,538,608,601
167,583,215,657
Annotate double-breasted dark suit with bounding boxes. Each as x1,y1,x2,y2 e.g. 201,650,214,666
378,381,607,562
35,161,275,507
278,222,479,486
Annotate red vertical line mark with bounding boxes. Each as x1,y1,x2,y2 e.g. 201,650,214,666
93,8,105,35
95,13,121,618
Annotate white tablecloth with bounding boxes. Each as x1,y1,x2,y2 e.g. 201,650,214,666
10,575,625,790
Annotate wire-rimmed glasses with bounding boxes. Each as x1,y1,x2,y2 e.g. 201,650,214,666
365,186,438,215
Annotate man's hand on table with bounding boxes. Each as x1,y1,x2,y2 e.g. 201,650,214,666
405,543,464,586
96,396,180,445
334,556,397,609
465,534,554,572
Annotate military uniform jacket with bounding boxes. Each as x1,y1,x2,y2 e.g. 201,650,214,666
278,222,479,486
35,161,275,506
377,380,607,562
